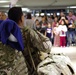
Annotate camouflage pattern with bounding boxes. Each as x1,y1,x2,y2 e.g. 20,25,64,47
0,26,52,75
21,26,52,75
22,27,51,53
0,42,28,75
37,53,75,75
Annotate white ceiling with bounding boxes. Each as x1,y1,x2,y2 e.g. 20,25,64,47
17,0,76,7
0,0,76,11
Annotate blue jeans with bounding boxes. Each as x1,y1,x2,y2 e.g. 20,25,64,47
66,31,76,46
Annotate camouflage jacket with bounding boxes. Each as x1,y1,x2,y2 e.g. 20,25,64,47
0,26,52,75
21,27,52,75
0,42,28,75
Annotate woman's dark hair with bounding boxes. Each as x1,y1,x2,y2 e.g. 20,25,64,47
41,15,47,21
52,13,57,19
26,13,32,19
61,19,66,25
8,7,23,23
35,19,39,23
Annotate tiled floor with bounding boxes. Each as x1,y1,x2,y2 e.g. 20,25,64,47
51,46,76,74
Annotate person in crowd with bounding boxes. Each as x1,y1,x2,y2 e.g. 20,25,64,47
0,12,7,25
53,23,60,47
34,19,41,31
66,11,76,46
67,11,76,23
0,12,7,20
58,11,68,25
40,15,48,35
58,19,67,47
24,13,34,28
48,15,53,23
67,19,76,46
52,17,58,28
0,12,2,20
1,12,7,20
52,17,59,45
45,22,53,42
52,12,58,19
58,12,69,46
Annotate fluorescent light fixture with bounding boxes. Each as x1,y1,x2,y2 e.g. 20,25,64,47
0,4,22,8
40,13,44,16
70,6,76,8
35,13,39,16
31,14,34,16
51,13,53,15
1,5,9,7
57,13,60,16
0,1,10,3
67,6,76,8
22,8,31,12
47,13,50,16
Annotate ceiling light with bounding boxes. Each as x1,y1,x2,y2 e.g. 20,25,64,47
47,13,50,16
0,4,22,8
40,13,44,16
0,5,9,7
0,1,10,3
67,6,76,8
22,8,31,12
35,13,39,16
70,6,76,8
57,13,60,16
51,13,53,15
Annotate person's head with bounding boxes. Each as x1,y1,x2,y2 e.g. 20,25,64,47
41,16,45,21
53,13,57,17
8,7,24,26
1,12,7,20
35,19,39,25
69,11,73,17
26,13,32,19
0,12,2,20
61,19,66,25
47,22,52,28
41,15,47,22
54,17,58,22
60,11,65,17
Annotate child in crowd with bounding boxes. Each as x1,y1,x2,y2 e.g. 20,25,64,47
45,23,53,42
34,19,41,31
53,23,60,47
58,19,67,47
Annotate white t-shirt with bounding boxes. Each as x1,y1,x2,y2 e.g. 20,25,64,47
8,34,17,42
58,25,67,37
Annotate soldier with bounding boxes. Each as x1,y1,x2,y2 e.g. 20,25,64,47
0,7,52,75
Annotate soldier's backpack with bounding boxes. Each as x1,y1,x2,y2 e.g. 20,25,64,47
37,53,75,75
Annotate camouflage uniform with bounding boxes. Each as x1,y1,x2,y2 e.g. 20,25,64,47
0,26,51,75
22,27,51,75
0,42,28,75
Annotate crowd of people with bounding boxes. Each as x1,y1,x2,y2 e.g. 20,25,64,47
24,11,76,47
0,11,76,47
0,7,76,75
